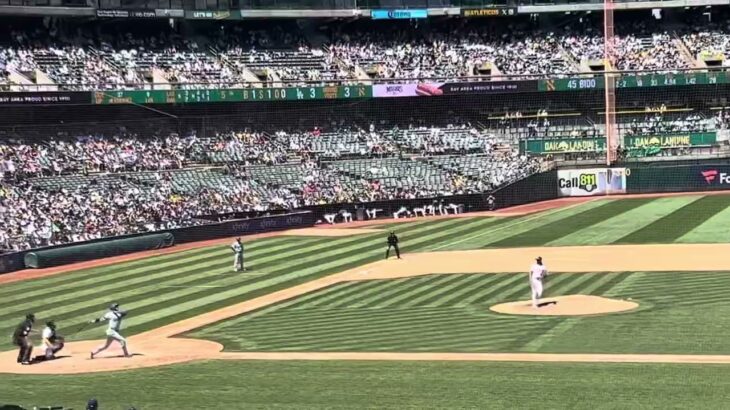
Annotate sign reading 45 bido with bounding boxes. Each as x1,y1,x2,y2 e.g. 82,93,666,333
557,168,629,197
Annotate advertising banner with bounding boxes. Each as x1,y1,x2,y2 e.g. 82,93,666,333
96,9,158,18
624,132,717,149
371,9,428,19
0,91,90,105
557,168,629,197
373,81,534,97
462,7,517,17
184,10,241,20
171,212,315,243
520,138,605,154
626,164,730,194
539,71,730,92
93,85,371,104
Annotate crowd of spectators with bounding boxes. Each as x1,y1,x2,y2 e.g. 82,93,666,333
623,112,708,136
0,123,543,251
0,131,195,179
5,16,730,90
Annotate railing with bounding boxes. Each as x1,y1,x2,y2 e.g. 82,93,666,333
4,67,730,92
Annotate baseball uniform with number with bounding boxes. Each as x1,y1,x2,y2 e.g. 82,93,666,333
530,262,548,308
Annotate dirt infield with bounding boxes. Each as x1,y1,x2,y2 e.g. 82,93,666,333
490,295,639,316
3,243,730,374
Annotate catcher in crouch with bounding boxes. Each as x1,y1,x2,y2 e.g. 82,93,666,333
39,320,64,361
89,303,131,359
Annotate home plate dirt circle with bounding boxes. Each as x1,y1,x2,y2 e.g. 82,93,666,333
489,295,639,316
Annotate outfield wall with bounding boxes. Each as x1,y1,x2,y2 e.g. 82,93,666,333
557,159,730,196
626,163,730,194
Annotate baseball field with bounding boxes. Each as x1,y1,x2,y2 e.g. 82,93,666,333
4,193,730,408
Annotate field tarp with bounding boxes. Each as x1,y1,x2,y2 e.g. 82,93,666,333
24,232,174,269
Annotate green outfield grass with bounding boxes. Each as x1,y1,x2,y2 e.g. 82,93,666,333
4,194,730,408
4,361,730,409
188,271,730,354
1,195,728,350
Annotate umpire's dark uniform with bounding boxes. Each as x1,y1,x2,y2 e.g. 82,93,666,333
12,314,35,364
385,232,401,260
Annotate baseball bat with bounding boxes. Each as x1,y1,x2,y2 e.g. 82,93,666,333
67,321,91,337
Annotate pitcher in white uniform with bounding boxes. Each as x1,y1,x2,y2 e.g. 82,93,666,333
89,303,131,359
529,257,548,308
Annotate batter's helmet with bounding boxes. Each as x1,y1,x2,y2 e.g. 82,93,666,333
536,256,543,264
110,303,120,311
26,313,35,322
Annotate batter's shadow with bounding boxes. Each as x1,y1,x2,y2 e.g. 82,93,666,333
31,354,73,363
88,353,145,360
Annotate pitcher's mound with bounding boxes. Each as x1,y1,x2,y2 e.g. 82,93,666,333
490,295,638,316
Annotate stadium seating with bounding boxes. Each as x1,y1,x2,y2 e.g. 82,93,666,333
5,16,730,90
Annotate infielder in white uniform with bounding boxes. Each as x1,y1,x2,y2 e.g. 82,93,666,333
90,303,131,359
529,257,548,308
231,237,244,272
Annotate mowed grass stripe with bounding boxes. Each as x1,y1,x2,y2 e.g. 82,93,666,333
0,236,303,298
375,275,461,309
246,312,509,350
0,218,449,337
587,271,634,295
400,274,474,308
220,282,357,321
0,234,341,321
489,199,652,248
320,278,414,309
548,196,702,246
1,215,494,340
0,236,323,305
362,275,447,308
438,200,610,251
0,246,252,316
580,272,627,295
421,274,503,306
0,259,263,336
200,309,476,344
130,217,495,337
238,309,469,343
615,195,730,244
677,202,730,243
1,236,382,345
282,282,370,310
250,311,551,351
457,274,530,306
304,279,401,309
322,278,424,309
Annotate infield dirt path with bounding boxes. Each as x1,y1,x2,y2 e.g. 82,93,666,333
4,243,730,374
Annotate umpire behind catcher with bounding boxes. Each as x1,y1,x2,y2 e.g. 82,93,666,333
12,313,35,365
385,231,401,260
